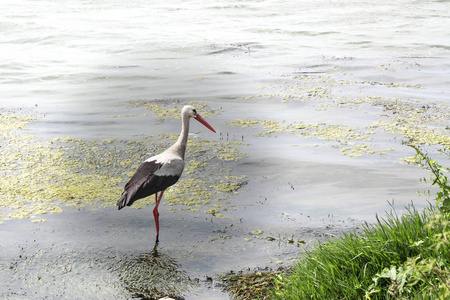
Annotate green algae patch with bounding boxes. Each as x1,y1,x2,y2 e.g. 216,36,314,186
310,125,372,142
0,133,125,221
244,74,420,104
220,268,289,300
266,74,422,104
215,180,247,193
31,219,47,223
228,119,289,135
250,230,263,235
205,208,220,216
0,114,34,141
236,70,449,158
228,119,392,157
371,120,450,148
125,100,221,120
0,113,247,223
108,113,149,118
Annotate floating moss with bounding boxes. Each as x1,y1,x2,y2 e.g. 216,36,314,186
251,230,263,235
0,111,247,222
371,119,450,148
205,208,220,216
215,181,247,193
0,114,34,140
220,268,288,300
31,219,47,223
108,113,149,118
228,119,392,157
227,119,288,135
126,100,221,119
237,70,448,163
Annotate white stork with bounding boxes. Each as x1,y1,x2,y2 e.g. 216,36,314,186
117,105,216,241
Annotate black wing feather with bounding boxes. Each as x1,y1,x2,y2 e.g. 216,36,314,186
124,160,161,190
117,160,161,209
117,160,180,209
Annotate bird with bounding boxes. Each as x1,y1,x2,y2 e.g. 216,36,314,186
117,105,216,241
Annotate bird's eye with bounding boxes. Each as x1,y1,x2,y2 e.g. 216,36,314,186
193,109,197,114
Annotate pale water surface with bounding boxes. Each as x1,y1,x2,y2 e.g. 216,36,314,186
1,0,449,299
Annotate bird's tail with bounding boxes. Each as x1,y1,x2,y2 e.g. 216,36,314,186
117,190,130,210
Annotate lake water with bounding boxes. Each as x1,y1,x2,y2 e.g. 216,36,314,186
1,0,449,299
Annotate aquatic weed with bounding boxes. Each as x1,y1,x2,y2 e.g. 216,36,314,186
227,119,392,157
220,268,289,300
0,112,247,222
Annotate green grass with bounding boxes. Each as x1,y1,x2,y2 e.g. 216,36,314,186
271,148,450,299
272,207,449,299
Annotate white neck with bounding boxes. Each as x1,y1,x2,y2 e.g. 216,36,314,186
169,111,190,159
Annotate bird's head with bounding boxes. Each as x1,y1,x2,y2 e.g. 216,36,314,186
182,105,216,133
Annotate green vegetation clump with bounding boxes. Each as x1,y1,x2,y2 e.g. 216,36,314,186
0,114,34,140
271,148,450,299
0,109,247,222
227,119,392,157
123,100,221,120
220,268,288,300
238,72,450,158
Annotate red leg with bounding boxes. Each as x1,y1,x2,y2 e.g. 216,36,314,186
153,190,165,241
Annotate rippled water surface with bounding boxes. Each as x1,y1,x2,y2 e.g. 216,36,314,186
1,0,449,299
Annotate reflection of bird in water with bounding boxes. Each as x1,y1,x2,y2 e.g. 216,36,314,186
135,242,178,273
117,241,197,299
117,105,216,242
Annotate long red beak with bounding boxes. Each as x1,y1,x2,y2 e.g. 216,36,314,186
195,114,216,133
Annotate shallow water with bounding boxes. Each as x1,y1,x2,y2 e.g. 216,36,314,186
1,0,450,299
